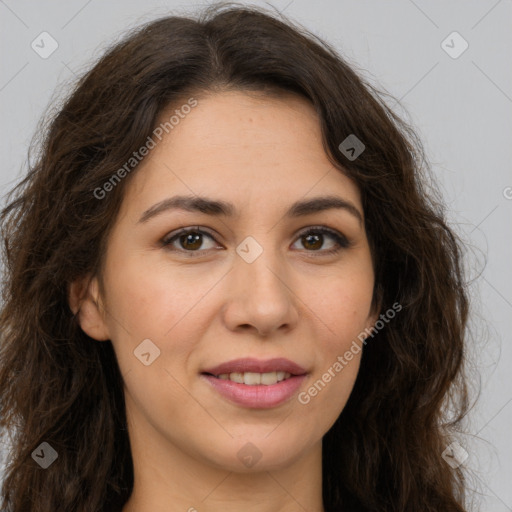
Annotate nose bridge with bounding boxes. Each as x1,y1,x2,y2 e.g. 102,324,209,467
236,235,288,302
222,234,298,335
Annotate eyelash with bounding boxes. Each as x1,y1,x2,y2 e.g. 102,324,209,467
161,226,351,257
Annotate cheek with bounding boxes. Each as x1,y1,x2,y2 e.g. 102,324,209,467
316,271,375,344
102,256,213,408
297,289,369,430
102,254,215,340
303,269,373,403
101,253,229,384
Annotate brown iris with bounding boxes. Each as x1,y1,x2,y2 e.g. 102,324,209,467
302,233,323,250
179,232,203,250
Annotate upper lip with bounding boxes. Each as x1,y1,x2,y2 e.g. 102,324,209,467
202,358,307,376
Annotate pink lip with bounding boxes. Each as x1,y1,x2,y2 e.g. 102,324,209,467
202,374,307,409
201,358,308,409
202,357,307,376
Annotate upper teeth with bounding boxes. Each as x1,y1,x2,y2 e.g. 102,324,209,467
217,371,292,385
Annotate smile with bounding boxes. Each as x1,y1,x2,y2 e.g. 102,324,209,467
213,371,292,385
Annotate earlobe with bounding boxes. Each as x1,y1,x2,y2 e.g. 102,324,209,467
68,275,110,341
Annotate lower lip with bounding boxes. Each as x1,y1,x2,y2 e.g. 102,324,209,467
201,374,307,409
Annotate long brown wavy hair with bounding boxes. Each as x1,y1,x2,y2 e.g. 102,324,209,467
0,3,473,511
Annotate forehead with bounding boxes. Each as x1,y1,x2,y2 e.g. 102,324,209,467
122,90,361,213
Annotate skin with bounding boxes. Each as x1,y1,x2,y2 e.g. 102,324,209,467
70,90,379,512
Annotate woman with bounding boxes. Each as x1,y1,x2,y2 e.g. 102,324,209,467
0,3,472,511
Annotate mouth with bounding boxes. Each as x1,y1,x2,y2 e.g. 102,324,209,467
201,358,308,409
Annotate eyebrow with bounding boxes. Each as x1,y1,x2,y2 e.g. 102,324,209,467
138,194,363,225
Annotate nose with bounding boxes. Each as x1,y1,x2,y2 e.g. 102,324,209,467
221,246,300,337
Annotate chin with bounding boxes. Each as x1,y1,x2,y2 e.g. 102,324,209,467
198,430,313,473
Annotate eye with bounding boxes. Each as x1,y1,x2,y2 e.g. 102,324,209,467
162,227,221,255
291,226,351,255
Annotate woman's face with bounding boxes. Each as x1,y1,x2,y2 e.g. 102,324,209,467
79,90,378,473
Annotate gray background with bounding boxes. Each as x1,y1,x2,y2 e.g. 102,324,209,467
0,1,511,510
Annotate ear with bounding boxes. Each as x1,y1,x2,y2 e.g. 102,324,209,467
68,274,110,341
